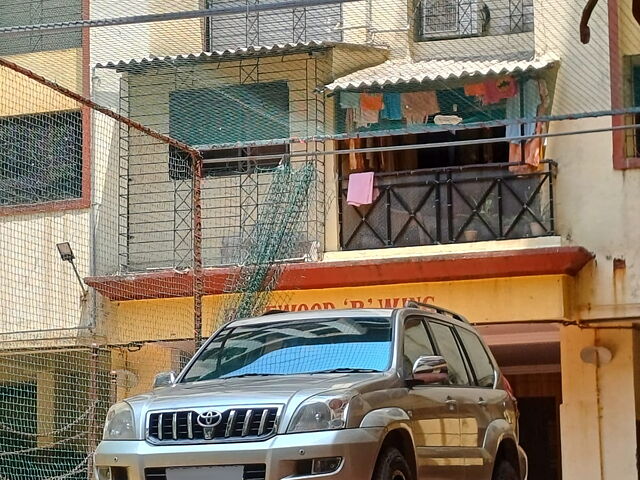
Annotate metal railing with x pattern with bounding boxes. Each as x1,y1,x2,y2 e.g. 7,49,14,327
340,160,556,250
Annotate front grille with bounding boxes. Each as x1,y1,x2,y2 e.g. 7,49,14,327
145,464,266,480
147,407,279,443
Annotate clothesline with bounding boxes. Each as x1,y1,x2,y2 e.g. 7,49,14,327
339,75,524,131
340,74,550,172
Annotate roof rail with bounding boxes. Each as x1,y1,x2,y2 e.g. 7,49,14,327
404,300,470,324
261,309,289,316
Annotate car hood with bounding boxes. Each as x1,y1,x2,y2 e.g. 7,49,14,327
125,372,391,436
129,373,377,409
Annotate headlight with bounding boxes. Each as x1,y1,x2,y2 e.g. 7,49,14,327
103,402,135,440
288,392,356,433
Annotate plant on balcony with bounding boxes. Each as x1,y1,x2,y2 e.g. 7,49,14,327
467,197,498,242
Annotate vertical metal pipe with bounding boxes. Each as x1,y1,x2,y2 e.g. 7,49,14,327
446,171,453,242
192,151,204,347
435,174,442,243
548,162,556,233
497,178,504,238
87,344,99,480
385,186,392,246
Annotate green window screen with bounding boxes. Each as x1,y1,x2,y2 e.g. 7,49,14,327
0,382,37,479
633,64,640,107
0,0,82,56
169,81,290,146
0,110,83,206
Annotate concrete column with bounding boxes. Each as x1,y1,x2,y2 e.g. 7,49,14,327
36,370,55,447
559,325,638,480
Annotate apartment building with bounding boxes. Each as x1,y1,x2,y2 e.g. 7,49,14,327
1,0,639,479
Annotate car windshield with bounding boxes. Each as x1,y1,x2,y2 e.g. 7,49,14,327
181,316,393,382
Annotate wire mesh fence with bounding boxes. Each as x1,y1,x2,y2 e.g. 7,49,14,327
0,0,640,478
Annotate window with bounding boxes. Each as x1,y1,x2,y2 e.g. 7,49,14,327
169,144,288,179
0,0,82,56
0,382,37,475
417,0,534,41
168,82,290,179
169,82,290,147
0,110,83,206
428,322,469,386
403,317,436,373
421,0,477,38
181,317,393,382
205,0,342,50
457,328,495,387
624,56,640,158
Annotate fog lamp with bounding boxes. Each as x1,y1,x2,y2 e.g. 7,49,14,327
95,467,111,480
312,457,342,474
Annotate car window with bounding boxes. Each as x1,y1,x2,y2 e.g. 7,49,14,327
181,316,393,382
428,322,470,386
458,328,496,388
403,317,435,374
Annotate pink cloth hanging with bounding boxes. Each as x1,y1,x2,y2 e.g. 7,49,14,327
347,172,377,207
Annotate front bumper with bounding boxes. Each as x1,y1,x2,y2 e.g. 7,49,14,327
94,428,383,480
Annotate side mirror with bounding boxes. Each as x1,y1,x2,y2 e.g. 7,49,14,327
411,355,448,385
153,371,176,389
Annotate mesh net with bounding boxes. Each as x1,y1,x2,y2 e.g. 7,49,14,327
0,0,638,477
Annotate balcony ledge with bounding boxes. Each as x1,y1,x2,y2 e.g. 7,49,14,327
85,241,594,302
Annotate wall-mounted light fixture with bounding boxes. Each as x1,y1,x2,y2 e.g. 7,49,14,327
56,242,88,297
580,346,612,365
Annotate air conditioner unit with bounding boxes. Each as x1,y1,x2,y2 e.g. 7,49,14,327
421,0,483,38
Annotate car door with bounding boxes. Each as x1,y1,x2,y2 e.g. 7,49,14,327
403,317,462,480
425,321,476,479
455,326,509,480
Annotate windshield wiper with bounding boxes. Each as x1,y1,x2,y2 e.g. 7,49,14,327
309,368,380,374
222,373,284,379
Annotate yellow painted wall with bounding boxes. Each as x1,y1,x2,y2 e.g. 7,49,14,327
619,0,640,56
0,49,81,116
100,274,573,344
0,47,88,340
560,326,639,479
110,343,175,399
0,210,93,340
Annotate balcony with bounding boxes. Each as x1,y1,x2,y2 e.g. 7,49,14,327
339,161,556,251
206,1,344,50
416,0,534,41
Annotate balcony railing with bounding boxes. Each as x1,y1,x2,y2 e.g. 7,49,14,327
340,160,556,251
206,1,343,51
417,0,534,41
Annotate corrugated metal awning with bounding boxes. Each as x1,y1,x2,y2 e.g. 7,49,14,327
95,41,388,71
324,54,558,91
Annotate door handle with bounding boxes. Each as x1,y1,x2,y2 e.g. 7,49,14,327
478,398,488,407
445,397,457,410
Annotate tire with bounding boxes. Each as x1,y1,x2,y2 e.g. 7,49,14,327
372,446,413,480
493,459,519,480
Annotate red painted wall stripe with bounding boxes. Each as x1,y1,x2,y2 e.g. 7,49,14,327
85,246,594,301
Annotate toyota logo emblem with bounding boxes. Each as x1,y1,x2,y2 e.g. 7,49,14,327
197,411,222,428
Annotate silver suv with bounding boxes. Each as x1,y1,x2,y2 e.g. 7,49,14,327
95,303,527,480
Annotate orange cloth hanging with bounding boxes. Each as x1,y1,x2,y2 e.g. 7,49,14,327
483,76,518,105
360,93,384,111
348,137,365,172
464,82,486,97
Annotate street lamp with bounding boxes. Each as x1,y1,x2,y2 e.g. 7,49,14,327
56,242,88,297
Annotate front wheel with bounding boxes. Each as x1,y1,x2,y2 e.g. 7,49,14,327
493,459,519,480
372,446,413,480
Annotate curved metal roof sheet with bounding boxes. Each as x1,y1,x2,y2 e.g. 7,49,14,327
324,54,559,91
95,41,387,71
